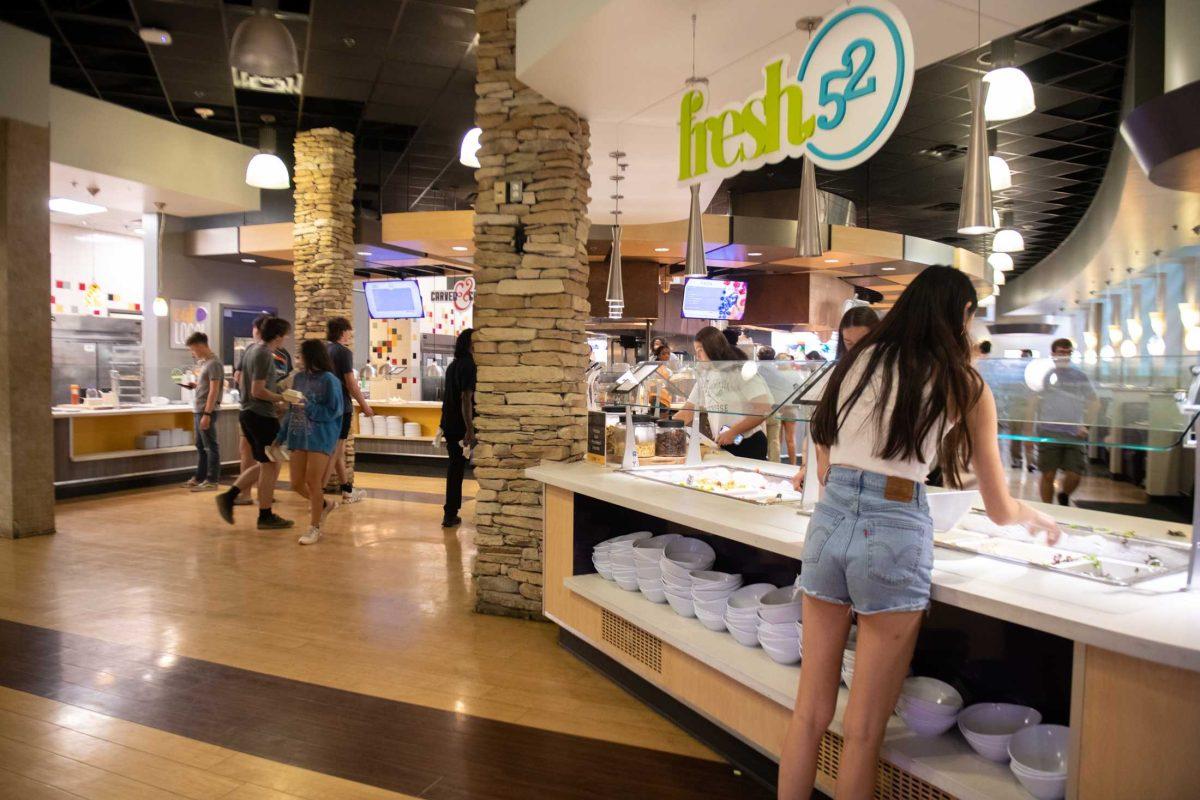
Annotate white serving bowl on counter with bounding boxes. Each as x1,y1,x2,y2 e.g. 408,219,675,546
896,677,963,736
760,637,801,665
927,489,980,532
694,607,727,632
636,577,667,603
633,534,681,563
957,703,1042,762
727,622,761,647
665,591,696,618
757,586,803,623
1008,724,1069,800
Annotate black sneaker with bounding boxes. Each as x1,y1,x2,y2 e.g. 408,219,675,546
441,515,462,527
216,491,236,525
1057,492,1070,506
257,513,295,530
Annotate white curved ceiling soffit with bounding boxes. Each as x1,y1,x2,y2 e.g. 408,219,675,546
516,0,1088,225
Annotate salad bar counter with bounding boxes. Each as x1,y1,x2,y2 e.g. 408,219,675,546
529,456,1200,800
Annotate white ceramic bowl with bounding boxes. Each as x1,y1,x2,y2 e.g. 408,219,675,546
694,595,730,615
900,677,963,716
1008,766,1065,800
632,533,681,560
599,530,653,548
957,704,1042,762
927,490,980,532
728,624,761,647
614,574,640,591
761,639,801,665
694,609,727,632
897,701,958,736
635,564,663,579
727,583,777,609
592,559,614,580
665,592,696,618
758,619,800,638
692,586,740,603
1008,724,1069,776
757,586,803,623
689,570,740,586
660,555,713,580
664,537,717,563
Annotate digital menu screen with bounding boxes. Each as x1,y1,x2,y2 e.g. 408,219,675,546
364,279,425,319
681,278,748,321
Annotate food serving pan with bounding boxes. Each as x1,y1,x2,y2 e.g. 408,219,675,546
619,464,804,506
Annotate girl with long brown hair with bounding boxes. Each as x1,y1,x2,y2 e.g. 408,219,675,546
778,267,1059,799
674,326,772,459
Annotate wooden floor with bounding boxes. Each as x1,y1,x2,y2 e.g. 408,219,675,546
0,467,770,800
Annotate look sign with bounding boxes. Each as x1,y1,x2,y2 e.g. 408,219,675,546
677,1,914,183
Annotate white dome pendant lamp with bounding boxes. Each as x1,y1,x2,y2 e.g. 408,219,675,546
983,39,1035,122
246,118,290,190
992,211,1024,253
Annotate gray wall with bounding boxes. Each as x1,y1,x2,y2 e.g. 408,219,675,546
144,215,294,396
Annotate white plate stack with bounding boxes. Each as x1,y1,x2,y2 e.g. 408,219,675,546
359,414,374,436
404,421,422,438
897,677,963,736
1007,724,1069,800
632,534,682,602
723,583,776,647
840,626,859,687
957,703,1042,762
756,586,803,664
689,571,743,631
386,416,404,437
608,531,654,590
660,538,716,618
593,531,652,584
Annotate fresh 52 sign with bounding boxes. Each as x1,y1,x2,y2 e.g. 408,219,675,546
678,1,914,183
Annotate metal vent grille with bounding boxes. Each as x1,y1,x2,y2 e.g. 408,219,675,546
818,731,956,800
600,609,663,673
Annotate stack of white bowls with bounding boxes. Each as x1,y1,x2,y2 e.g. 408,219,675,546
1007,724,1069,800
957,703,1042,762
723,583,776,647
660,538,716,618
690,571,743,631
592,531,651,583
386,416,404,436
896,677,963,736
359,413,375,436
609,531,654,590
632,534,681,602
756,586,803,664
840,626,859,687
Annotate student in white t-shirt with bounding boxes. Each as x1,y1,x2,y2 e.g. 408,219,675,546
673,326,772,460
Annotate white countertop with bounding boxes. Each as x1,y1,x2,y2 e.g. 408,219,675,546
528,458,1200,672
52,403,240,419
355,399,441,409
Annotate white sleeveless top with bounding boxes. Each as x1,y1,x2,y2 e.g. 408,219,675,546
827,346,947,482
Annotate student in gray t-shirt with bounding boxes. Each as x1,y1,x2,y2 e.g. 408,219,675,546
185,333,224,489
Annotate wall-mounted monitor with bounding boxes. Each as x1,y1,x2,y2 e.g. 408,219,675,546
364,279,425,319
681,278,748,321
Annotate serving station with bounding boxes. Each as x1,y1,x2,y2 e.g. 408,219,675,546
530,356,1200,799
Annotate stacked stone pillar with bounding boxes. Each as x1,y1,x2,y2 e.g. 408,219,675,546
292,129,357,480
471,0,592,618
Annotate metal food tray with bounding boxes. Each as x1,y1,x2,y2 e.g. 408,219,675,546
936,513,1191,586
619,464,805,507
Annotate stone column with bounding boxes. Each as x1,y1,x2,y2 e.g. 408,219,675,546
0,118,54,538
471,0,592,618
292,128,357,481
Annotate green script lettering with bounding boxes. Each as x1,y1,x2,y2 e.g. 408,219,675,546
706,109,745,169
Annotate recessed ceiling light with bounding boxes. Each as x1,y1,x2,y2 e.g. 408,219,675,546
747,251,762,256
824,258,839,263
138,27,172,46
654,247,670,253
241,258,256,263
49,197,106,215
881,266,896,271
194,107,214,119
356,250,371,256
451,245,469,252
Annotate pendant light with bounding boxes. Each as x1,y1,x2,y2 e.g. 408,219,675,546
992,211,1024,253
993,270,1006,286
987,252,1014,272
229,0,299,78
246,118,290,189
986,129,1011,191
957,79,995,235
795,155,823,257
1107,291,1124,346
605,151,626,319
1083,304,1099,365
459,127,482,168
1125,279,1143,349
682,14,709,280
152,202,168,318
983,39,1035,122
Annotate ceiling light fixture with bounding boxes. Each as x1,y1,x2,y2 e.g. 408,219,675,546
605,151,626,319
153,202,168,318
881,266,896,271
983,67,1036,122
459,127,482,168
682,14,709,280
451,245,469,252
241,258,257,263
795,155,823,257
823,258,839,264
246,118,289,189
138,28,172,46
356,250,371,256
992,211,1024,252
194,107,214,119
49,197,106,215
229,1,300,78
957,79,995,235
747,251,762,257
988,155,1011,191
654,247,670,253
987,252,1014,272
994,270,1006,286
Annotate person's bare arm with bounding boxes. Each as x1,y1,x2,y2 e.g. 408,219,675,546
251,378,284,404
462,389,476,446
345,371,373,416
969,385,1060,541
673,403,695,424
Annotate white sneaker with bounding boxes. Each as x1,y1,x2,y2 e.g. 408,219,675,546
182,477,200,489
190,481,219,492
342,488,367,504
298,526,321,545
266,444,290,463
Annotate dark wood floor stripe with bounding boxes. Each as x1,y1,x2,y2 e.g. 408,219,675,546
0,619,768,800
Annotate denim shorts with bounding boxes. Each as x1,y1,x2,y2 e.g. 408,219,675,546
798,466,934,615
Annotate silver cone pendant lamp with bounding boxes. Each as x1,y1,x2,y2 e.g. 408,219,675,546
958,79,995,235
795,155,823,257
684,183,707,279
606,151,626,318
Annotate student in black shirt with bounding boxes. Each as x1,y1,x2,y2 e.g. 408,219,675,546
324,317,374,503
440,328,476,527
